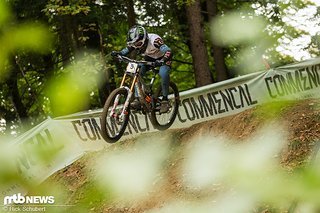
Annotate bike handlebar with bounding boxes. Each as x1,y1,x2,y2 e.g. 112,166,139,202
116,55,156,67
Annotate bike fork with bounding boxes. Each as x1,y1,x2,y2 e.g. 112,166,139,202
109,75,137,120
109,88,133,121
120,87,133,118
109,94,120,117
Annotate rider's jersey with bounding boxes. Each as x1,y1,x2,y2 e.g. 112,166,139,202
120,33,172,61
144,33,167,59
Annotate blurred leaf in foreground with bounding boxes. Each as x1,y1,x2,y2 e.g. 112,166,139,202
94,136,170,202
0,2,52,81
176,123,320,212
210,10,275,74
0,1,11,27
45,53,104,116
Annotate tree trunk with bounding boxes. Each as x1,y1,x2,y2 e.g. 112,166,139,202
0,84,17,134
127,0,136,27
71,15,82,53
126,0,137,59
58,15,74,67
7,58,28,121
186,0,213,87
97,25,116,106
206,0,229,82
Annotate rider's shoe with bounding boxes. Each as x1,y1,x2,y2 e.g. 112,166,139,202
131,98,141,110
160,100,170,113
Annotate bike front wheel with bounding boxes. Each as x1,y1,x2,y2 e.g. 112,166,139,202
100,88,130,143
150,82,179,130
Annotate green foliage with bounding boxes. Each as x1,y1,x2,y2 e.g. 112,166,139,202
0,1,11,27
0,2,53,136
176,0,195,7
43,0,91,16
45,53,104,116
4,23,53,53
0,11,52,81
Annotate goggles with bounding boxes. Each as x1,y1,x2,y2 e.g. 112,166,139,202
128,39,145,49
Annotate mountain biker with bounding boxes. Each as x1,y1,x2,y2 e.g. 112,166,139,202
111,25,173,113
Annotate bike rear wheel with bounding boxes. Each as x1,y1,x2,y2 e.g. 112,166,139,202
150,82,179,130
100,88,130,143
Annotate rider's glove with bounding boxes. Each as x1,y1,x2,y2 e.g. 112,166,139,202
111,51,120,57
154,60,164,67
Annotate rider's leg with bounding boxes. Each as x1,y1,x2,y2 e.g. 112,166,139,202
159,65,171,113
159,64,170,99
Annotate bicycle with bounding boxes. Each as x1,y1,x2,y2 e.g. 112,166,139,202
100,55,180,143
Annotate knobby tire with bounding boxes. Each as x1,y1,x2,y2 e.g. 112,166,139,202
100,88,130,143
150,81,179,130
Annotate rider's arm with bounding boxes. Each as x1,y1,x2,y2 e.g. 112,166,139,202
159,44,172,62
153,36,172,62
119,46,135,56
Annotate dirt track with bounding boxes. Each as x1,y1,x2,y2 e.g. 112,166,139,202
46,99,320,212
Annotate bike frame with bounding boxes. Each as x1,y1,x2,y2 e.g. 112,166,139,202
110,56,157,120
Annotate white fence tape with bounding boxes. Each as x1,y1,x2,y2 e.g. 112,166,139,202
2,57,320,200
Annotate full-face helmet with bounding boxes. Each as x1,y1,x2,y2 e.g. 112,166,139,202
126,25,148,49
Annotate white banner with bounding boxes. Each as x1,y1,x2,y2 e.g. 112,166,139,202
2,57,320,201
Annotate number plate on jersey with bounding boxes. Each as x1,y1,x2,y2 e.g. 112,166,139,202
126,63,138,74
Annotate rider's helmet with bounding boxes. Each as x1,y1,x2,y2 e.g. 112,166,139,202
126,25,148,49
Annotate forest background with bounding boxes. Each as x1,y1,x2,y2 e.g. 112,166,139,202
1,0,319,137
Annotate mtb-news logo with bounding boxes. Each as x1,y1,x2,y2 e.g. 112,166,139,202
2,193,55,212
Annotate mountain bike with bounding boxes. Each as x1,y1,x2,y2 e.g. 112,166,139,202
100,55,180,143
